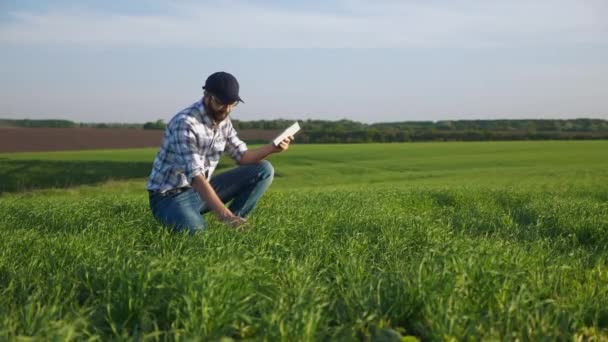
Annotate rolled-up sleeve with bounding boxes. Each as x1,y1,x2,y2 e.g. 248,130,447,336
172,119,206,182
224,121,248,163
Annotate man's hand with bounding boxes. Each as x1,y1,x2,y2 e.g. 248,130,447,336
272,135,294,153
218,211,248,230
192,175,248,231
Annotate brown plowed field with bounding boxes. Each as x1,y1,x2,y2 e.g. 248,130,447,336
0,128,280,153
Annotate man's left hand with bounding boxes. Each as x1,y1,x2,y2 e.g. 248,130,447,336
272,136,294,153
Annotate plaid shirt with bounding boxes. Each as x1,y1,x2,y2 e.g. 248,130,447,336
146,99,248,193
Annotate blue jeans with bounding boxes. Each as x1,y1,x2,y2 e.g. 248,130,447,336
149,160,274,234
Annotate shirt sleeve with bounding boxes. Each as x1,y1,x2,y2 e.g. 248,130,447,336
224,120,248,163
172,118,207,182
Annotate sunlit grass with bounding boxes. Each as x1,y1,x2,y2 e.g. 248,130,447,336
1,141,607,340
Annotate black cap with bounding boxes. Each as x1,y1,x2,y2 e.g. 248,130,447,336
202,71,244,104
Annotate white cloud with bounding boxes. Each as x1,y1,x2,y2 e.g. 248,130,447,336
0,0,606,48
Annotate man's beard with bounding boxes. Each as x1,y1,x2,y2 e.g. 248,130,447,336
207,107,230,122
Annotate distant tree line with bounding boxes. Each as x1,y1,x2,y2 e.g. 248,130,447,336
292,127,608,143
2,118,608,142
231,118,608,143
0,119,142,129
0,119,78,128
231,118,608,132
80,122,143,129
142,120,166,130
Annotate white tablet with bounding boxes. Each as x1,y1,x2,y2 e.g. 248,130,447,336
273,121,301,146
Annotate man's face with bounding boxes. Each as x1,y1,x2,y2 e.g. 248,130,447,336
205,94,238,122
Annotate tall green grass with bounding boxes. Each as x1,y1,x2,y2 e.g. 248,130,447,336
1,141,607,340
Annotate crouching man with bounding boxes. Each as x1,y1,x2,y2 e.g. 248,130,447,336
146,71,292,234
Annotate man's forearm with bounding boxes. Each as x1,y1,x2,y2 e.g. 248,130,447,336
191,174,230,217
239,144,276,165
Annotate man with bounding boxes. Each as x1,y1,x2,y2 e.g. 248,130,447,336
146,71,292,234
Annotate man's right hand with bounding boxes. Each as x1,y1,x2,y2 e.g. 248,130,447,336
192,175,248,230
218,210,248,230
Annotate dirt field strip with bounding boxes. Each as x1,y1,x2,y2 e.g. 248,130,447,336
0,128,279,152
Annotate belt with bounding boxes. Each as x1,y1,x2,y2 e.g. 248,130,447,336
148,187,190,197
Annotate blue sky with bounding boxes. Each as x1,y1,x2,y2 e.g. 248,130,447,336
1,0,607,123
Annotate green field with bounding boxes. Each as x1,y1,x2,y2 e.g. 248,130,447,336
1,141,607,340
